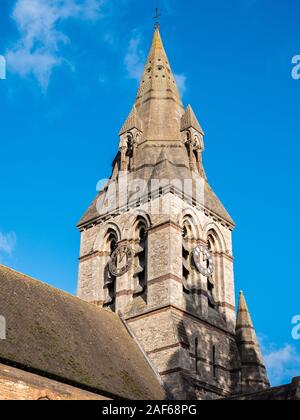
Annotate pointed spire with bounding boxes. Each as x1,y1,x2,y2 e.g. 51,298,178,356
119,105,143,136
134,28,184,142
151,27,164,51
236,291,254,331
135,28,182,101
236,291,270,393
181,105,204,135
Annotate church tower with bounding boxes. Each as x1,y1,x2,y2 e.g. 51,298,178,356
77,28,269,399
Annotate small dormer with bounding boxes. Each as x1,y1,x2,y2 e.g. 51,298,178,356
118,106,143,172
181,105,205,175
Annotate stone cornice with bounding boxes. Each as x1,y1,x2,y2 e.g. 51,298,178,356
79,251,109,262
78,185,235,232
126,304,236,339
148,221,182,235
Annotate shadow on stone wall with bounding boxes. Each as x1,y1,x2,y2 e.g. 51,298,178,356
162,291,242,400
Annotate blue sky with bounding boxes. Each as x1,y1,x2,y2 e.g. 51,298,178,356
0,0,300,386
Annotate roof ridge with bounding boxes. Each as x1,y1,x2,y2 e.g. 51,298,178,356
119,105,143,136
181,104,204,134
0,264,111,315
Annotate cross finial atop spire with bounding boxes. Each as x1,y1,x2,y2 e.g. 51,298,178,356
153,1,161,29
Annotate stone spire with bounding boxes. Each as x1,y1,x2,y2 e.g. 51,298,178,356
80,27,236,228
181,105,204,135
119,105,143,136
134,28,184,141
236,291,270,393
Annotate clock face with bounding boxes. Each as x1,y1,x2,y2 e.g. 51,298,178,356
109,245,134,277
193,245,214,278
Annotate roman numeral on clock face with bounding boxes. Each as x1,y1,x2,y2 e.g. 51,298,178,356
192,246,214,277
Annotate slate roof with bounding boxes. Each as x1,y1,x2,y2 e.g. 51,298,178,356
119,106,143,136
0,265,166,400
181,105,204,135
227,377,300,400
78,163,235,228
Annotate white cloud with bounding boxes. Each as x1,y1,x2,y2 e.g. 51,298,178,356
174,73,187,97
0,232,16,256
124,34,145,82
259,335,300,386
7,48,60,91
7,0,105,91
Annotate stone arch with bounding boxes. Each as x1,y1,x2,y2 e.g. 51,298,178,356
185,129,191,142
93,222,121,252
131,214,150,296
193,133,204,151
125,133,134,171
126,133,134,150
180,210,202,295
131,212,151,240
180,208,202,240
104,228,118,252
183,130,191,157
102,226,120,311
123,211,151,240
202,222,226,252
203,223,227,309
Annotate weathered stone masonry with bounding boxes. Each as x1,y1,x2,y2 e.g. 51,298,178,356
77,28,270,400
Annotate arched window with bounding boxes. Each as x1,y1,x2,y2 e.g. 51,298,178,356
193,150,198,166
207,235,216,308
185,131,191,151
126,135,134,172
193,138,199,166
182,221,192,294
134,221,147,296
192,136,203,175
104,230,118,311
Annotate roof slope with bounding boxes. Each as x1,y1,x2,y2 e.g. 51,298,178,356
235,291,270,392
181,105,204,135
0,265,166,400
227,377,300,400
119,105,143,136
78,154,235,228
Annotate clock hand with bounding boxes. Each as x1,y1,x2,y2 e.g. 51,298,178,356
119,252,126,264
